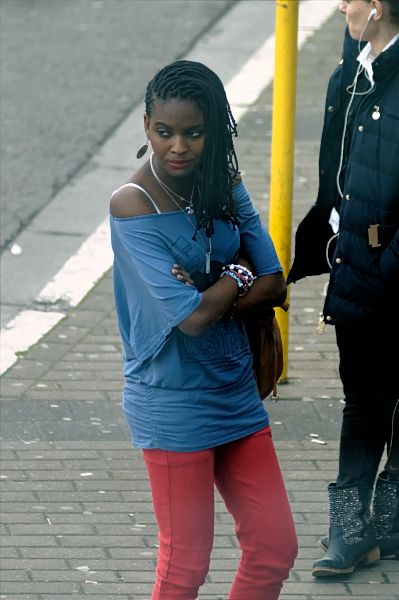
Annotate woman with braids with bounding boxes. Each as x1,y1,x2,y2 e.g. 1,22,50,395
110,60,297,599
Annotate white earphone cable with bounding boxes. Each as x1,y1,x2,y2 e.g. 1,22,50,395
326,232,339,269
335,13,376,198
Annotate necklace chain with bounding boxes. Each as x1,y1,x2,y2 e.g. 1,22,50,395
149,153,211,274
150,153,194,212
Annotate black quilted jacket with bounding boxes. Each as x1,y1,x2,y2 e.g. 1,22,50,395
288,30,399,325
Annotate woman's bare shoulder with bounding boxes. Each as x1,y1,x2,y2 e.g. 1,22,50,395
110,182,156,218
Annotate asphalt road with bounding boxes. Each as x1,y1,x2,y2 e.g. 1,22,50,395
0,0,233,249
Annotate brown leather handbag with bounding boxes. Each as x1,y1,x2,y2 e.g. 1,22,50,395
244,304,286,400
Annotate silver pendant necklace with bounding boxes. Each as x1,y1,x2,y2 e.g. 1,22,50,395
149,153,211,274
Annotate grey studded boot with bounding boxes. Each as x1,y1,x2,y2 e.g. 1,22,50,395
372,473,399,559
312,483,380,577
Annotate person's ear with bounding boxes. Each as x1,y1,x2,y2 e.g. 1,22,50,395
369,0,383,21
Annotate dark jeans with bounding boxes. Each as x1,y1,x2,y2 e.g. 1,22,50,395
335,317,399,488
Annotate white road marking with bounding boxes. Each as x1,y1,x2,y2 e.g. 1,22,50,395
0,1,339,375
37,220,113,307
0,311,65,374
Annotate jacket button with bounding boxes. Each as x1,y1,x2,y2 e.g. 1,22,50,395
336,257,342,264
328,105,334,112
345,194,350,200
326,315,332,321
358,125,364,132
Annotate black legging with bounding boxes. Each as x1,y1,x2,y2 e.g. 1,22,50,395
335,317,399,488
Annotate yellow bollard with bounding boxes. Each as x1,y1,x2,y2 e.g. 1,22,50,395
269,0,299,381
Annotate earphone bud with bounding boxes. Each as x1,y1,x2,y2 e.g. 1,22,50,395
368,7,377,20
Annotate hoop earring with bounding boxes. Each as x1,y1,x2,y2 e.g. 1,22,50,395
136,139,149,159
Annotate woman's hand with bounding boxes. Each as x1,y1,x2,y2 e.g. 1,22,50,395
172,264,194,286
235,252,287,312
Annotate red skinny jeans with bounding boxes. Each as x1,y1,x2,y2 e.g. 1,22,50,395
143,426,297,599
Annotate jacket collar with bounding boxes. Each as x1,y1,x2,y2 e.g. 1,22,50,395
372,36,399,83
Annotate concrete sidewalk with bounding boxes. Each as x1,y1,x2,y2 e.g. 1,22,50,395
1,10,398,600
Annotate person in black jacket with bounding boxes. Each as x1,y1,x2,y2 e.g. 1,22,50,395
288,0,399,577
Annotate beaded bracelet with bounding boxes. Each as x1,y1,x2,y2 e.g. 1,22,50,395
220,263,254,297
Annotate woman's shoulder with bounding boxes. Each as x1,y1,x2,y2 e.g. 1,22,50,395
110,176,159,219
110,183,145,218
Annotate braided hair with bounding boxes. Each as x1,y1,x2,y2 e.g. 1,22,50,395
145,60,239,236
